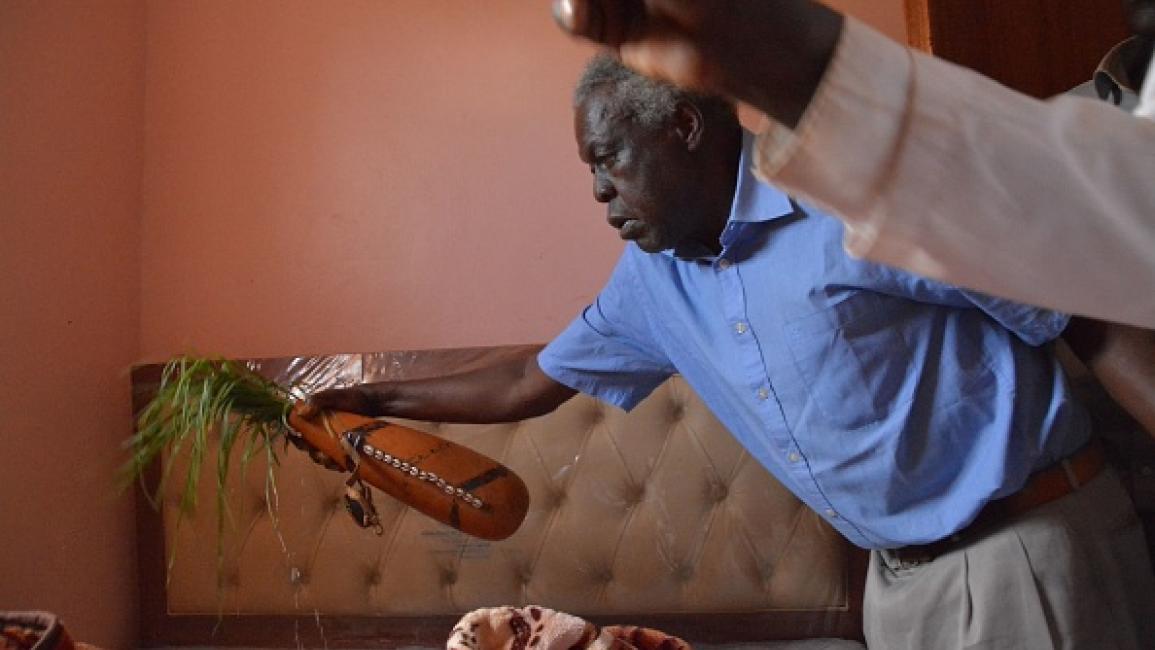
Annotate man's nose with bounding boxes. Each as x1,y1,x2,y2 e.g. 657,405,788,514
593,177,616,203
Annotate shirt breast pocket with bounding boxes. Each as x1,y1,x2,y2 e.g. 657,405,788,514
785,292,922,430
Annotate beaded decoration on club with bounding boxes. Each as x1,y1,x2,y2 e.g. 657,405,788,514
284,406,529,541
287,404,528,542
125,356,530,543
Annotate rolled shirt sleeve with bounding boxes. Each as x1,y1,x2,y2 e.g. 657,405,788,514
538,253,676,411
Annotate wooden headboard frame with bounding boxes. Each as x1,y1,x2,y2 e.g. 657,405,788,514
132,346,867,648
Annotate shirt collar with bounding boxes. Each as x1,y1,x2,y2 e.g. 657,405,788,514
1093,37,1151,104
667,130,797,260
728,129,796,224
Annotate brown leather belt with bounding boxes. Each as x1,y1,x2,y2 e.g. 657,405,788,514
889,440,1106,565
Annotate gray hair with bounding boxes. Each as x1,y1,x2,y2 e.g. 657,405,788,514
573,54,737,129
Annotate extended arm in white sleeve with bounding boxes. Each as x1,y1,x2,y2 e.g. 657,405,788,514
754,19,1155,328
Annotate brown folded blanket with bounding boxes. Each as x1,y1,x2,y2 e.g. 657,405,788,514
447,606,690,650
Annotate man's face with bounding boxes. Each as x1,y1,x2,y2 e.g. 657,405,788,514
1124,0,1155,38
574,90,707,254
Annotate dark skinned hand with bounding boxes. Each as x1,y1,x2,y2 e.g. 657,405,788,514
296,386,381,420
550,0,844,128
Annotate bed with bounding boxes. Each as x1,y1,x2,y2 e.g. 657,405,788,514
131,345,868,649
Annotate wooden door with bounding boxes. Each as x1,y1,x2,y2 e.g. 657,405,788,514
905,0,1131,97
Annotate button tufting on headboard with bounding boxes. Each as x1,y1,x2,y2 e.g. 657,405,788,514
136,347,863,643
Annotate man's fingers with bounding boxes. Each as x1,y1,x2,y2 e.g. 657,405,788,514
298,387,378,417
295,389,347,419
553,0,647,46
552,0,585,36
293,399,321,420
619,33,711,90
553,0,712,91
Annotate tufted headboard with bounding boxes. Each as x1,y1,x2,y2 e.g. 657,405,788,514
132,346,867,648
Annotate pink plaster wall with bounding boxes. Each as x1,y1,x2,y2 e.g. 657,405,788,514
0,1,903,647
139,0,907,362
140,1,596,359
0,2,145,648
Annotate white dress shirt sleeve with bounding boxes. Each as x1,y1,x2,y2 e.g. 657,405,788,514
752,18,1155,328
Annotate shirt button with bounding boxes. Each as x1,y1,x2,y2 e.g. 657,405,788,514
734,322,748,335
787,452,800,463
825,509,838,519
717,259,732,270
756,387,770,401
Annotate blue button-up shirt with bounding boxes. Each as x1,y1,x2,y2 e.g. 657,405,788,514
539,133,1091,549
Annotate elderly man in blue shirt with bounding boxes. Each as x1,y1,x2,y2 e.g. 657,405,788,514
307,56,1155,648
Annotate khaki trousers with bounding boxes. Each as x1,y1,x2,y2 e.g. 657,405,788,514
863,468,1155,649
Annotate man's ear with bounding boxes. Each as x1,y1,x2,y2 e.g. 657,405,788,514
672,100,705,151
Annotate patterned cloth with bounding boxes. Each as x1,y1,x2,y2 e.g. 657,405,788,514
447,606,690,650
0,612,99,650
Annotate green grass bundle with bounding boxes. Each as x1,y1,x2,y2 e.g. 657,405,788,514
122,356,298,531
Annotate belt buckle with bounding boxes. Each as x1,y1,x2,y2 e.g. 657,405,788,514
887,547,932,570
891,532,963,568
886,442,1103,573
893,550,932,570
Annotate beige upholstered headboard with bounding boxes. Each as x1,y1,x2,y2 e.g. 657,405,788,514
132,346,866,648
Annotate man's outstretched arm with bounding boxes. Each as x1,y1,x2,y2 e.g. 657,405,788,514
302,345,578,424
